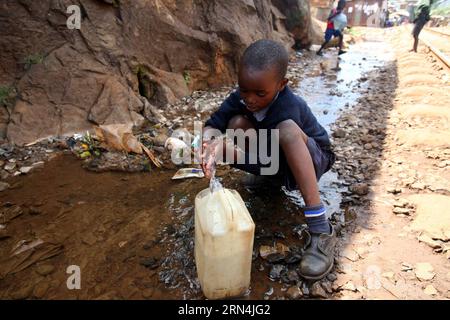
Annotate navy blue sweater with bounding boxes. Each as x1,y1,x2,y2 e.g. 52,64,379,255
205,86,333,152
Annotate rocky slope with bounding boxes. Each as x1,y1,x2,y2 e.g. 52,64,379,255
0,0,316,146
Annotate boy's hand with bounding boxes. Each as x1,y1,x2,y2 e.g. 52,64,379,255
201,139,220,179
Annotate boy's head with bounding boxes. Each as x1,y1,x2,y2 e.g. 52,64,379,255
337,0,346,10
238,39,289,113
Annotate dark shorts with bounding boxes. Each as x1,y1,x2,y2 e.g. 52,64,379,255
324,28,342,42
412,21,426,37
231,137,335,191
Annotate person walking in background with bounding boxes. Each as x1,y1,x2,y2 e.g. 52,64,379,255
316,0,348,56
411,0,434,52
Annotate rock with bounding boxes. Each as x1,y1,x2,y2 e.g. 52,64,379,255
415,263,435,281
10,285,33,300
341,281,357,292
152,134,169,147
332,128,346,138
411,182,426,190
32,161,45,170
423,285,438,296
363,266,382,290
349,183,369,196
28,206,42,215
323,110,329,115
340,248,360,262
36,264,55,276
2,0,298,146
327,273,337,282
286,270,300,283
387,187,402,194
364,143,372,150
393,199,409,208
310,282,328,298
418,234,441,249
4,162,16,172
82,233,97,246
401,262,413,272
140,258,159,270
0,181,10,192
301,283,310,296
269,264,286,281
321,281,333,294
382,272,395,280
142,288,154,299
33,282,49,299
393,207,411,215
286,286,303,299
19,166,33,174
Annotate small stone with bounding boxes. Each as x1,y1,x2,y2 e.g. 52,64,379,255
286,286,303,299
393,199,409,208
423,285,438,296
287,270,300,283
310,282,328,298
321,281,333,294
301,283,310,296
411,182,426,190
32,161,45,169
36,264,55,276
28,207,42,215
269,264,286,281
33,282,49,299
341,281,357,292
382,272,395,279
142,288,154,299
340,248,360,262
327,273,337,282
415,263,435,281
364,143,373,150
140,258,159,269
387,187,402,194
349,183,369,196
401,262,413,272
332,128,346,138
4,162,16,172
323,110,329,115
393,207,411,215
418,234,441,249
0,181,10,192
19,166,33,174
10,285,33,300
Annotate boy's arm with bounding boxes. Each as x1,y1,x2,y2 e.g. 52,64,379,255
204,89,243,133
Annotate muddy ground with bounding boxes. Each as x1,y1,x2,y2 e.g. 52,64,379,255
0,26,449,300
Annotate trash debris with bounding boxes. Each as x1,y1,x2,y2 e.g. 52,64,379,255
94,124,162,168
0,240,63,279
172,168,204,180
259,243,290,260
95,124,141,154
12,239,44,255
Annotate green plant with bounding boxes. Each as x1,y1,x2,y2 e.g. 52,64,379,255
183,70,191,86
24,53,44,70
0,86,15,107
79,131,102,158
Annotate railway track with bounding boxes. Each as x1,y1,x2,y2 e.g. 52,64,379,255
421,27,450,68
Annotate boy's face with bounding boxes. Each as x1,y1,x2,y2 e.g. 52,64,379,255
238,66,288,113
